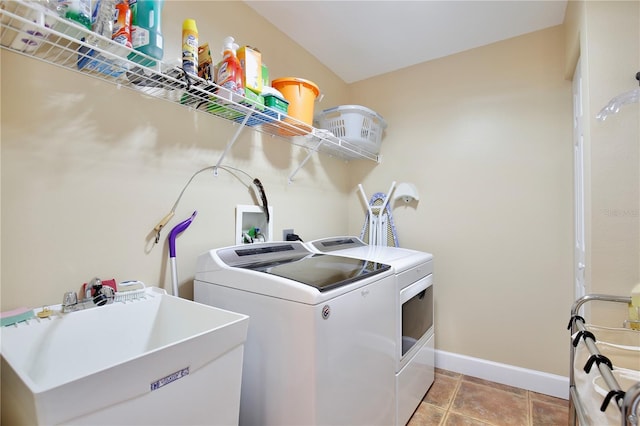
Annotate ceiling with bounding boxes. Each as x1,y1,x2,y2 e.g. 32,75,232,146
244,1,568,83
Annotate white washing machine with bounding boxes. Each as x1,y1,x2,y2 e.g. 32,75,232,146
194,241,396,426
306,236,435,426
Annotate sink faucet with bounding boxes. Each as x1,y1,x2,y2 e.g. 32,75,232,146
62,277,115,313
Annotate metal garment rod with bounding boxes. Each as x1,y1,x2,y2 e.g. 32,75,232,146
568,294,634,426
623,382,640,426
569,387,589,426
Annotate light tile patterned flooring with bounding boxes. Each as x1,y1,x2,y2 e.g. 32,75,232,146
408,369,569,426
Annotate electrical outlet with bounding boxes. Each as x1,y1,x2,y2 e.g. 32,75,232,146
283,229,294,241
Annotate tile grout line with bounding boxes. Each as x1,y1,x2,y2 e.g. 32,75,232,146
443,373,464,425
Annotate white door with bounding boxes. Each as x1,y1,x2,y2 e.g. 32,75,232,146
573,58,587,305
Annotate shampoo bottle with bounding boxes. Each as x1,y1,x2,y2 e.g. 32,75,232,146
216,36,243,96
181,18,198,75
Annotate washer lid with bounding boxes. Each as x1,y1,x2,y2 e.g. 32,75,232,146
216,242,390,292
241,253,390,292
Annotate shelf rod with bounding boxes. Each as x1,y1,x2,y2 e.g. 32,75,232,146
214,105,256,175
288,137,325,183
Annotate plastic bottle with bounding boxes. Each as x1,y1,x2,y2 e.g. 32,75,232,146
45,0,66,17
9,1,56,52
92,0,116,42
128,0,164,66
181,19,198,75
112,0,132,48
64,0,92,30
216,36,243,96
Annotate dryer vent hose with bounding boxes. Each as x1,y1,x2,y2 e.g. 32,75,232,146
253,178,270,223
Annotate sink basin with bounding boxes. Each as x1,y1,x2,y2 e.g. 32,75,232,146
1,288,249,425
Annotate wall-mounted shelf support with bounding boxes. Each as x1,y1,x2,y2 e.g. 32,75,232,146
288,137,324,183
214,104,256,176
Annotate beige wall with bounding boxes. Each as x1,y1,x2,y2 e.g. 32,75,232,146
564,0,639,324
347,26,574,376
1,1,637,380
581,1,640,324
1,1,352,308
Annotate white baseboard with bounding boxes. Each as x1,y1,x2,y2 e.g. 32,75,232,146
435,349,569,399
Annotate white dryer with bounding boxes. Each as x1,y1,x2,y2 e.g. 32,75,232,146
194,241,396,426
306,236,435,426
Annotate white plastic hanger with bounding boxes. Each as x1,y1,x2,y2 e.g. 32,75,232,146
596,72,640,121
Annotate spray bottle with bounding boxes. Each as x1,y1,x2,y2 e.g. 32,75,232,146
112,0,132,48
216,36,243,96
181,18,198,75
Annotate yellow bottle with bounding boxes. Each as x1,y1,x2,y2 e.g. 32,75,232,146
629,282,640,330
182,19,198,75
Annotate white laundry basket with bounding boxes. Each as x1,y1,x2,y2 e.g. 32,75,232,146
315,105,387,154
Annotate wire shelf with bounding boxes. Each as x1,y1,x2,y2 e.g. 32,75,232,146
0,1,380,173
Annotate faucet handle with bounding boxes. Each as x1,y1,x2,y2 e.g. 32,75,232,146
62,291,78,312
93,286,115,306
86,277,102,299
63,291,77,305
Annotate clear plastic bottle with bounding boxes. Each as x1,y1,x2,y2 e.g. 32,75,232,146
92,0,115,42
181,18,198,75
44,0,65,17
64,0,92,29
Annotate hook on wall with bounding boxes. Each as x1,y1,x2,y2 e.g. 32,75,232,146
394,182,420,203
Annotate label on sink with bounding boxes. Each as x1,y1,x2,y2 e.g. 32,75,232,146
150,367,190,391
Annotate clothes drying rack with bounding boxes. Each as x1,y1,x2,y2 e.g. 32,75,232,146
568,294,640,425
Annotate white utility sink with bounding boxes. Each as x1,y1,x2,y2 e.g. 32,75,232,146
1,288,249,425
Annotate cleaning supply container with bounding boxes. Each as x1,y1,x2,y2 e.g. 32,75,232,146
128,0,165,67
181,19,198,75
216,36,243,96
271,77,320,135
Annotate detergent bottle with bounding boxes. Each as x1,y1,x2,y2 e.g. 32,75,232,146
216,36,244,96
128,0,164,66
112,0,132,48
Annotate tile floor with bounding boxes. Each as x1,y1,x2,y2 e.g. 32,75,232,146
408,369,569,426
